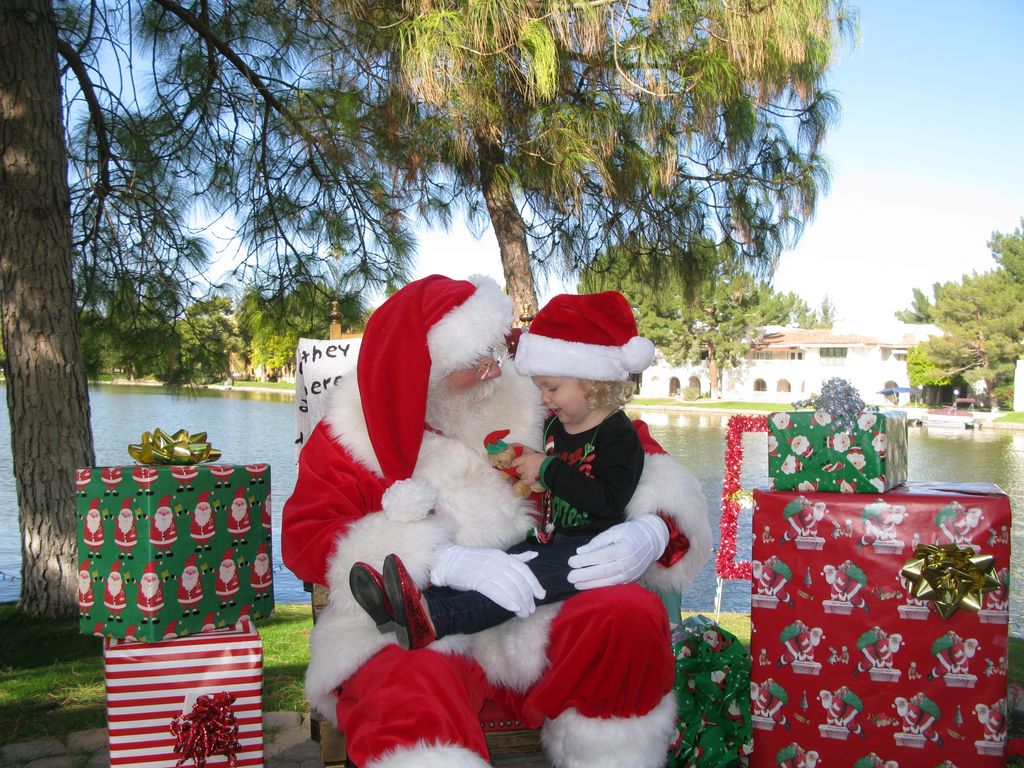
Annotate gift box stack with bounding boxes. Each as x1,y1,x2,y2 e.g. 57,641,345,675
76,429,274,767
749,383,1012,768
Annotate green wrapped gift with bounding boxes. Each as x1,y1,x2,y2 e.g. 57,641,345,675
668,615,753,768
767,409,907,493
75,456,274,642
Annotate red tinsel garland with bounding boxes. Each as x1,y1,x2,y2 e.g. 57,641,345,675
715,414,768,581
170,691,241,768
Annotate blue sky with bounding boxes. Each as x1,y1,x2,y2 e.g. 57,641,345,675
413,0,1024,324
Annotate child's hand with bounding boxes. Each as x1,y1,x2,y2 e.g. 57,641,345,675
511,450,545,485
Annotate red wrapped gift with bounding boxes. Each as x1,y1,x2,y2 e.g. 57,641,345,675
750,483,1011,766
104,620,264,767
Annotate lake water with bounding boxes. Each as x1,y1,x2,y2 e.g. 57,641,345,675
0,384,1020,637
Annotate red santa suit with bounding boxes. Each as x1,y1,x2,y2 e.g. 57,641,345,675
250,544,273,599
113,499,138,558
104,562,127,620
137,562,165,622
177,555,205,614
282,276,712,768
78,562,95,615
215,550,241,605
150,496,177,555
227,488,251,541
189,492,216,550
82,499,104,554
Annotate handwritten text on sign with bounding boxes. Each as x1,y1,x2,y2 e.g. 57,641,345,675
294,337,362,453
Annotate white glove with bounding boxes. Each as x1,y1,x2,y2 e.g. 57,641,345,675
430,545,546,618
567,516,670,590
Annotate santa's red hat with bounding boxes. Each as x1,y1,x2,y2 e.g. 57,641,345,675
89,499,100,512
357,275,512,488
108,561,121,575
233,487,246,502
256,543,268,557
197,491,210,504
143,561,157,576
221,549,235,564
184,554,198,569
119,498,132,512
80,560,92,574
514,291,655,381
157,495,171,509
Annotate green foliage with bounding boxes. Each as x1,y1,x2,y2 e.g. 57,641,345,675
0,604,312,747
582,247,827,396
895,287,938,323
348,0,855,297
906,346,951,388
910,220,1024,407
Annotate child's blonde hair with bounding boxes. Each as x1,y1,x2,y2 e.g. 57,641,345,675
580,378,636,412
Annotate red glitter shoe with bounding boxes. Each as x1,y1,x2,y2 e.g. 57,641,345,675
349,562,395,633
382,554,436,650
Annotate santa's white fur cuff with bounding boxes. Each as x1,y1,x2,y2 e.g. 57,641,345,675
382,479,437,522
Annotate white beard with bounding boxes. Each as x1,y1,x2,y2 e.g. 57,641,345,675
87,515,100,533
254,556,269,577
425,374,536,451
154,511,172,532
195,506,211,525
108,577,123,597
118,515,132,533
181,569,199,590
140,577,158,598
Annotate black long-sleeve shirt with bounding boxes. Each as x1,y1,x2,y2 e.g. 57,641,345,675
538,409,644,535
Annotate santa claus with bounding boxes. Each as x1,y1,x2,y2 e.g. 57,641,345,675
150,495,177,557
103,561,127,622
177,554,205,616
77,561,95,618
137,561,165,623
282,275,712,768
189,491,216,551
82,499,104,556
215,549,240,607
227,487,251,545
113,498,138,559
250,543,273,600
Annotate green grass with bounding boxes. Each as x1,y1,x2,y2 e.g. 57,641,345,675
995,411,1024,423
1,602,1020,748
0,604,311,747
228,380,295,390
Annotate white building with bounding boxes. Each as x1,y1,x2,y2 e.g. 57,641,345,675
640,321,941,406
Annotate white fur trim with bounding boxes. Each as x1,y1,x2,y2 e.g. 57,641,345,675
468,604,559,691
626,453,712,593
542,691,678,768
514,332,651,381
382,478,437,522
427,276,513,377
366,742,490,768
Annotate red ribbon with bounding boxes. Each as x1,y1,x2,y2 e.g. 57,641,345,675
170,692,241,767
715,414,768,580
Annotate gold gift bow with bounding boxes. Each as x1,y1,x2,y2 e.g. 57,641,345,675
900,543,1000,619
128,428,222,465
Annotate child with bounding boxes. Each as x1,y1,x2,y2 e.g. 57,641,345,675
350,290,657,650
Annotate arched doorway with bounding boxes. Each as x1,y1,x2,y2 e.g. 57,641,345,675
754,379,767,392
669,377,681,397
776,379,791,393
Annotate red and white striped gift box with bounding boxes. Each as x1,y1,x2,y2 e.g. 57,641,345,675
104,620,264,767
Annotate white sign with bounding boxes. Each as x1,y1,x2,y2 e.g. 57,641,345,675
294,336,361,456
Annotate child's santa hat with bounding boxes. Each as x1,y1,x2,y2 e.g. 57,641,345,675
514,291,655,381
356,275,512,487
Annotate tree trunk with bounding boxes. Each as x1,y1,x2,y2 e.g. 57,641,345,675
475,132,538,323
0,0,95,617
706,342,721,400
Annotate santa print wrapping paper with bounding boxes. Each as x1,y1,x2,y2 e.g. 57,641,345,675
76,463,274,642
767,409,908,493
104,620,263,767
749,483,1011,768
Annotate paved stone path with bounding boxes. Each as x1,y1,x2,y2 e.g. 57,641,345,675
0,713,550,768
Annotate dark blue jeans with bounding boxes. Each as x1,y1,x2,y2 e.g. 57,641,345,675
424,533,595,639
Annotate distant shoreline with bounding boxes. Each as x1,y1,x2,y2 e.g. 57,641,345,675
88,379,1024,430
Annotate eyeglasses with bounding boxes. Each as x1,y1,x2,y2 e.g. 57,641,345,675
473,349,509,380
